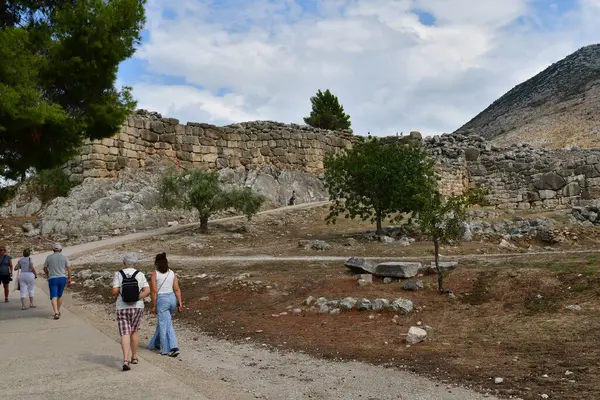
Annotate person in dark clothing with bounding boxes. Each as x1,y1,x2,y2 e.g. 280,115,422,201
0,246,14,302
288,190,297,206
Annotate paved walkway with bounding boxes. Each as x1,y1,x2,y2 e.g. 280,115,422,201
0,202,328,400
0,252,212,399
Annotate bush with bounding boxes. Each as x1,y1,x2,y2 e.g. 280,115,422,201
30,167,75,203
0,185,18,207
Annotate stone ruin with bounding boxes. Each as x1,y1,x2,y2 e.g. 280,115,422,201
64,109,600,210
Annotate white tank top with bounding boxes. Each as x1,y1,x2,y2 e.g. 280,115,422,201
156,270,175,294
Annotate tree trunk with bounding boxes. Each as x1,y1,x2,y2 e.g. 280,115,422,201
375,210,383,235
434,236,444,292
199,215,209,233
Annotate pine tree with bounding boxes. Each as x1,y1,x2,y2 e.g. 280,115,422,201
0,0,146,181
303,89,352,131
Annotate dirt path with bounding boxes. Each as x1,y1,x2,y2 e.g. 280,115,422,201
4,200,498,400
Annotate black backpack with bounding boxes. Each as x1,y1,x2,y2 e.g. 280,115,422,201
119,270,140,304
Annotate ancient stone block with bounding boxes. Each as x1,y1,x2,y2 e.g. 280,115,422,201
92,144,110,155
160,134,177,144
141,129,160,142
533,172,567,191
183,136,199,145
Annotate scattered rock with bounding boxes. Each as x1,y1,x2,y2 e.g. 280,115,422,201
405,326,428,344
298,240,331,251
383,277,394,284
402,280,424,291
343,238,359,247
302,296,316,306
339,297,357,311
378,235,394,243
355,298,372,311
391,298,413,314
374,262,421,278
565,305,582,311
357,274,373,283
494,377,504,384
344,257,376,274
371,298,390,311
499,239,516,249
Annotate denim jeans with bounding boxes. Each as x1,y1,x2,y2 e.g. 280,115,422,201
148,292,179,354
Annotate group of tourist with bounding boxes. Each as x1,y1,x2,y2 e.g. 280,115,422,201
0,244,183,372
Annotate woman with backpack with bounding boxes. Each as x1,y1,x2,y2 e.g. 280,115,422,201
111,252,150,371
148,252,183,357
16,248,37,310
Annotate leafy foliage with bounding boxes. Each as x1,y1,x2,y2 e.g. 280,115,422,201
0,0,146,180
324,137,437,233
415,187,489,292
158,169,266,232
30,167,76,203
303,89,352,131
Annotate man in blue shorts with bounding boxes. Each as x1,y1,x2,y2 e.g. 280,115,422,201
43,243,71,320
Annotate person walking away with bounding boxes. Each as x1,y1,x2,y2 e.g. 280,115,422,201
148,252,183,357
43,243,71,319
16,248,37,309
0,246,14,302
288,190,297,206
112,252,150,371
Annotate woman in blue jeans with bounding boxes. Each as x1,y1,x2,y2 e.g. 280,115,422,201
148,253,183,357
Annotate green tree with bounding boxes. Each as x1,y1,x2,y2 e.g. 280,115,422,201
324,137,436,234
158,169,266,233
0,0,146,181
414,188,488,293
303,89,351,131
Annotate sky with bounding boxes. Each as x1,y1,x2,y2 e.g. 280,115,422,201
116,0,600,136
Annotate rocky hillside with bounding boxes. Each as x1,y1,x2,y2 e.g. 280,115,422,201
455,44,600,149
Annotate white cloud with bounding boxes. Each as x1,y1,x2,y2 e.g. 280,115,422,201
128,0,600,135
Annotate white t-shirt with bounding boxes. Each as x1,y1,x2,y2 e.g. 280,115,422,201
156,270,175,294
112,268,149,310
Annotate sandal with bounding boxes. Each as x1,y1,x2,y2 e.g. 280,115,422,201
122,361,130,371
53,313,60,320
130,358,139,365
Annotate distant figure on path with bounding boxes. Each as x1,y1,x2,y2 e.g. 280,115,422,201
16,248,37,310
288,190,297,206
0,245,13,302
148,252,183,357
112,252,150,371
43,243,71,319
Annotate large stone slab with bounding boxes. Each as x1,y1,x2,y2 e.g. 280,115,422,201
374,262,421,278
344,257,376,274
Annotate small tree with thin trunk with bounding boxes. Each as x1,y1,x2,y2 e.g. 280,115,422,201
415,188,488,293
324,136,436,234
158,169,265,232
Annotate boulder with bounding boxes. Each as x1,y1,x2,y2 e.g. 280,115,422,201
298,240,331,251
374,262,421,278
391,298,413,314
406,326,428,344
339,297,357,311
355,298,372,311
344,257,376,274
371,298,390,311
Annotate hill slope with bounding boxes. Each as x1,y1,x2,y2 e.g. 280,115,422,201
455,44,600,148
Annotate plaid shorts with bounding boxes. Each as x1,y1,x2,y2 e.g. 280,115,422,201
116,308,144,336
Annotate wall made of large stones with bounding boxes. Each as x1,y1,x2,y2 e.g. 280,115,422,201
65,110,600,210
66,111,357,182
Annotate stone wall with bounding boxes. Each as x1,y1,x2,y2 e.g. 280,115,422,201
66,110,357,181
65,110,600,210
423,132,600,209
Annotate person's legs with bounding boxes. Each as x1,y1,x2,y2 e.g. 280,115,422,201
56,277,66,315
117,309,132,371
156,295,172,355
3,282,8,301
166,293,180,354
131,331,139,360
48,278,59,315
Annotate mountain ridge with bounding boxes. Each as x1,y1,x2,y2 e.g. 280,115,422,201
455,44,600,148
